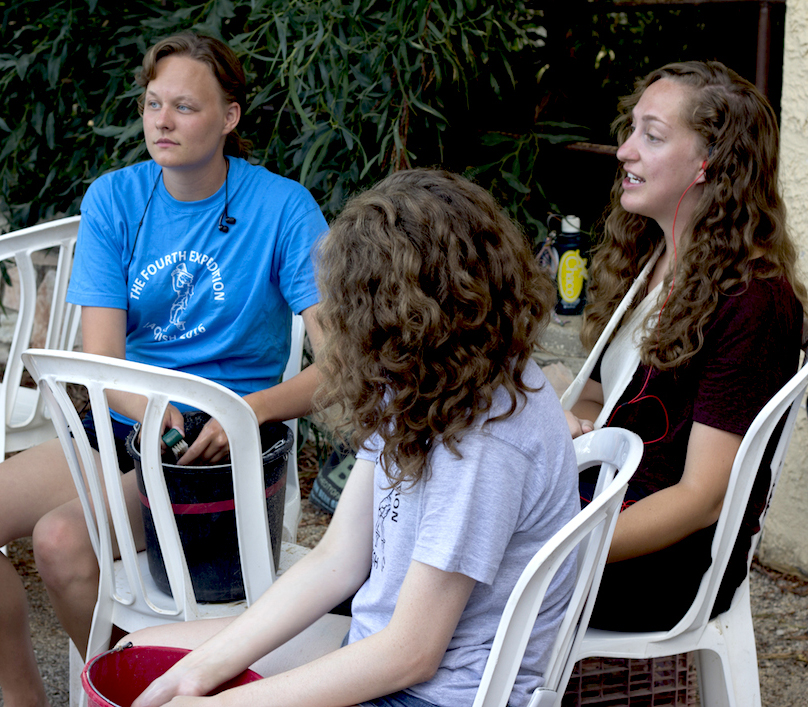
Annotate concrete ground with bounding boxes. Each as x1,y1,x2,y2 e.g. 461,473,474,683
3,500,808,707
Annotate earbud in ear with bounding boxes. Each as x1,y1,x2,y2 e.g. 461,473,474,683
701,159,708,171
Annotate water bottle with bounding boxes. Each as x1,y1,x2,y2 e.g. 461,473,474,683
553,215,588,315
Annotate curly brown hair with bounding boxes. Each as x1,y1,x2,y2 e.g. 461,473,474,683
316,169,556,487
582,60,806,367
135,32,252,158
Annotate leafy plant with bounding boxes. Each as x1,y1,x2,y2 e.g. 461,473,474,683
229,0,581,232
0,1,177,228
0,0,587,247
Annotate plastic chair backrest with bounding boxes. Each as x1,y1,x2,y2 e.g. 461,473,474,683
281,313,306,541
0,216,80,458
22,349,276,661
663,345,808,636
472,427,644,707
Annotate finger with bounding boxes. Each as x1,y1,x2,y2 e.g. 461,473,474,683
158,407,187,454
176,442,203,466
564,411,584,438
177,420,229,466
164,406,186,436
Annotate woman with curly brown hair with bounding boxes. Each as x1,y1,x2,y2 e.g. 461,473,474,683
126,169,580,707
563,60,805,631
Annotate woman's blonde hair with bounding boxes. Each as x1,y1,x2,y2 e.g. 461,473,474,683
316,169,556,486
582,60,806,367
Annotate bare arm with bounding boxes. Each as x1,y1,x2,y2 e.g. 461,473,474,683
242,304,324,425
81,306,127,360
133,457,476,707
566,378,604,438
131,457,376,706
178,304,324,465
606,421,741,562
564,371,740,562
80,306,184,431
210,561,475,707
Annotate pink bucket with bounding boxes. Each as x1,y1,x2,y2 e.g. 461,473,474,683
82,645,262,707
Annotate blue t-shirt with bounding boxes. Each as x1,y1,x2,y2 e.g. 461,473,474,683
67,157,326,400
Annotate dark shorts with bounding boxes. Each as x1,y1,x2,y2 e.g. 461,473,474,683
81,411,137,472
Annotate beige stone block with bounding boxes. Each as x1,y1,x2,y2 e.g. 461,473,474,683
3,263,21,311
758,412,808,578
541,362,574,400
534,315,589,376
32,269,56,349
0,266,56,351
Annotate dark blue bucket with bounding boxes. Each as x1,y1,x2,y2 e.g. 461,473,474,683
126,412,291,602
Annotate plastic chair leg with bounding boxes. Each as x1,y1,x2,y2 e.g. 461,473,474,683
695,582,761,707
69,639,86,707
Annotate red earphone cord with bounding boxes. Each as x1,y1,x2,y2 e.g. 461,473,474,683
605,162,707,443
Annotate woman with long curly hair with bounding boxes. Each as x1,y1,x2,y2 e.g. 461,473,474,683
563,60,805,631
127,169,580,707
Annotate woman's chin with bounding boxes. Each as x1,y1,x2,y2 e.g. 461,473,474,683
619,196,651,220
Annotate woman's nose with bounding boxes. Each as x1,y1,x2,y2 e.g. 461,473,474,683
616,131,637,164
155,107,170,130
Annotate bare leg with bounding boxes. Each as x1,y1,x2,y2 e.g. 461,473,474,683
0,439,84,707
127,613,351,677
33,469,145,658
0,555,49,707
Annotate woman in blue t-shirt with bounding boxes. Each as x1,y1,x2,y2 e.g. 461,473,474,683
0,32,326,706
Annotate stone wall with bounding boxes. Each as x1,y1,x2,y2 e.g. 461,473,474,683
0,248,68,365
756,0,808,579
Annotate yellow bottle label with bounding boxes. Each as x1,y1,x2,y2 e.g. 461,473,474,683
557,249,587,303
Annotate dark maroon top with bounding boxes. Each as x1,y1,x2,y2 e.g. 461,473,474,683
585,273,802,629
593,274,802,496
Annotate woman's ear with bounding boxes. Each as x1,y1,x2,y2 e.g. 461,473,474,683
223,102,241,135
696,158,708,184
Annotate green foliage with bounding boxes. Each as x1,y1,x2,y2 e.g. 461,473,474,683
0,0,179,227
470,122,588,238
236,0,486,214
0,0,585,245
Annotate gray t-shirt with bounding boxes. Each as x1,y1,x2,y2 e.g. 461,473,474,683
350,360,580,707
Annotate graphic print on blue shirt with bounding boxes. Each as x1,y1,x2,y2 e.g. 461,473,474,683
132,249,226,343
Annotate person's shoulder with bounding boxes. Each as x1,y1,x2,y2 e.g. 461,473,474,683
231,158,316,199
712,270,803,345
230,159,325,226
486,360,571,449
82,161,158,210
85,161,156,197
723,271,800,317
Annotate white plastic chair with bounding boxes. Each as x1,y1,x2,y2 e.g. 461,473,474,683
0,215,81,459
22,349,309,707
473,427,644,707
280,313,306,542
570,350,808,707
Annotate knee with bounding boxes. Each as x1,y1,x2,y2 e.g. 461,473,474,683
33,509,97,591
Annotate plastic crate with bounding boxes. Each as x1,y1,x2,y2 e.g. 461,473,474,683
562,653,696,706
